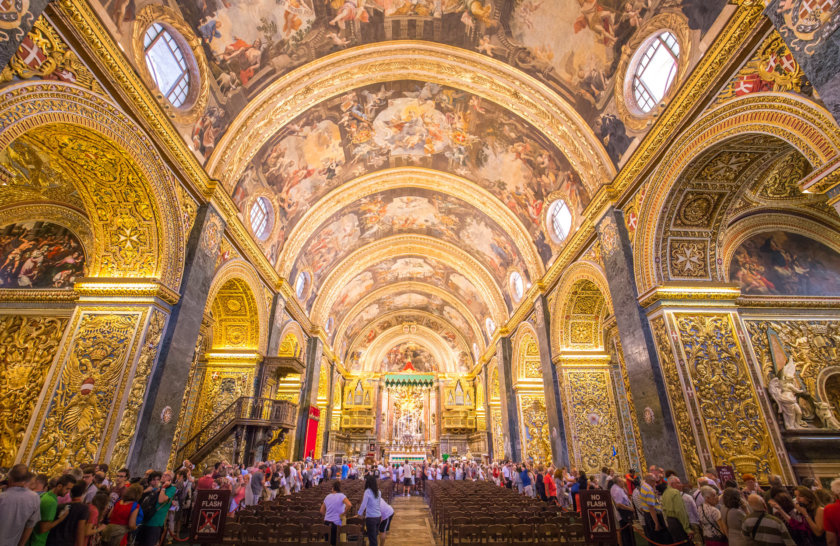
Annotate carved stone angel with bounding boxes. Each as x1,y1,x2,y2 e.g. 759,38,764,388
815,402,840,430
768,376,808,430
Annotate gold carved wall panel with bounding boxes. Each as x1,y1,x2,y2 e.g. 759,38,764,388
562,368,628,473
189,367,254,440
519,395,550,464
110,309,169,470
0,315,69,467
491,405,504,461
29,311,143,472
650,316,703,483
672,313,785,479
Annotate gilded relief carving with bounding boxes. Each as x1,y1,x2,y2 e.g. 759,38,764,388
110,309,168,470
491,406,504,461
650,316,701,483
0,315,68,467
608,332,646,473
189,368,253,439
0,17,104,94
745,319,840,430
668,239,709,279
674,314,783,478
564,369,627,473
520,395,550,464
31,312,141,473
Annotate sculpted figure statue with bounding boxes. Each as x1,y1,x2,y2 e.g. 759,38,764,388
768,376,808,430
815,402,840,429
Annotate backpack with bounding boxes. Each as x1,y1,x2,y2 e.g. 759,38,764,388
139,491,158,524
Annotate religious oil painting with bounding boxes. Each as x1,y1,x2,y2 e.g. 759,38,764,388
730,231,840,296
0,221,86,289
383,341,437,373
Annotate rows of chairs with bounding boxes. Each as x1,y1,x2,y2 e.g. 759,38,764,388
427,481,587,545
215,478,393,545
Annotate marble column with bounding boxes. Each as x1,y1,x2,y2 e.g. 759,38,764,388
294,337,323,459
765,1,840,124
597,208,685,476
128,205,225,472
321,363,335,456
495,336,521,461
533,296,571,467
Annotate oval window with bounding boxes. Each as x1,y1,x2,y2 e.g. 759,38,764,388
510,271,524,302
631,31,680,114
547,199,573,243
143,23,193,108
485,317,496,337
249,196,272,240
295,272,308,299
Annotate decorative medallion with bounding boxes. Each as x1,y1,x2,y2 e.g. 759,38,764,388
643,406,655,424
160,405,173,424
598,215,619,257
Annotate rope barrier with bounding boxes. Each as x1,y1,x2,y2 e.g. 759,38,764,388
166,528,191,542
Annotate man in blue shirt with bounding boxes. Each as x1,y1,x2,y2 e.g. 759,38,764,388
520,465,534,498
341,462,349,480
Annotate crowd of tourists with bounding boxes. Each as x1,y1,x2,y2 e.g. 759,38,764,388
2,456,840,546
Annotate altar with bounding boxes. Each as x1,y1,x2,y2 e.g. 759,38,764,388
381,372,436,462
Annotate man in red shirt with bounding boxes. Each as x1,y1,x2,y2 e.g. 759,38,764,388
544,464,557,503
824,478,840,546
196,467,216,490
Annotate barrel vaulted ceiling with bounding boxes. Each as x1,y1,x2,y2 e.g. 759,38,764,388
95,0,732,370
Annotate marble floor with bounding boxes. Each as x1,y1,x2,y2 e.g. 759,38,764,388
384,494,440,545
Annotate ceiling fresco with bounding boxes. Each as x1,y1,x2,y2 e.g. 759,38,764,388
343,311,471,364
290,187,530,306
322,254,492,328
334,287,481,355
231,80,588,267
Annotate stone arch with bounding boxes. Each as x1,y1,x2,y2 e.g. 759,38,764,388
208,42,615,195
0,82,188,289
204,260,269,353
551,262,613,355
634,93,840,295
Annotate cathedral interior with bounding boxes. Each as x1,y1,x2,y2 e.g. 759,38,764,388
4,0,840,487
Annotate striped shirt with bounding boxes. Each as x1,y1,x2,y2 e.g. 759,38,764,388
638,482,661,512
741,510,795,546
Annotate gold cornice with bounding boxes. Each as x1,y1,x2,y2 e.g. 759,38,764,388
0,289,80,303
277,167,544,281
343,309,472,362
638,283,741,309
608,3,769,201
735,296,840,308
207,41,615,194
332,281,485,357
50,0,214,199
74,277,180,305
310,234,508,326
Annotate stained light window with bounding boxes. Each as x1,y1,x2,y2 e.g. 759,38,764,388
510,271,524,301
249,197,271,240
632,31,680,113
143,23,191,107
547,199,572,242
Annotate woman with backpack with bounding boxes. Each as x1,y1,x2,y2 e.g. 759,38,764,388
102,483,142,546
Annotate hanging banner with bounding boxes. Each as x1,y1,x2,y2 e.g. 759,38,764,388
303,406,320,458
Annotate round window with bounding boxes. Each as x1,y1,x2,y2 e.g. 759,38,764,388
249,197,273,240
547,199,573,243
485,317,496,337
510,271,524,302
631,31,680,114
295,272,308,299
143,23,193,108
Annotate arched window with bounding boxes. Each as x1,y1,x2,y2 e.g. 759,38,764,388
143,23,192,107
510,271,524,302
547,199,572,243
249,197,272,240
632,31,680,113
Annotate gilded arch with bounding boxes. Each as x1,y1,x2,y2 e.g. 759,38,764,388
208,42,615,195
0,82,187,289
635,93,840,295
204,260,269,353
550,261,613,355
